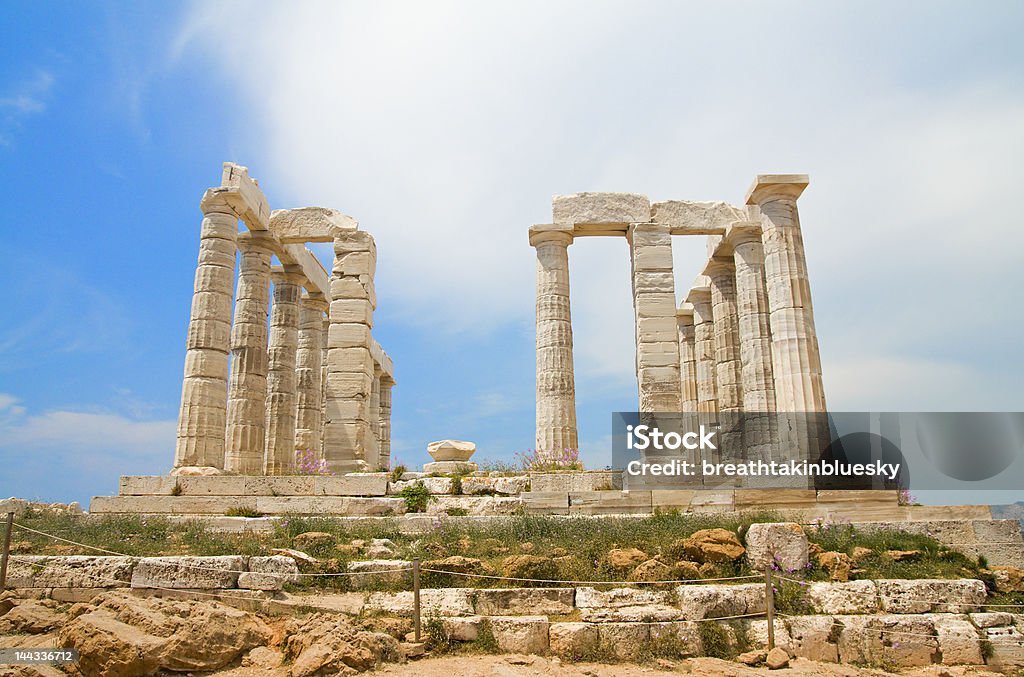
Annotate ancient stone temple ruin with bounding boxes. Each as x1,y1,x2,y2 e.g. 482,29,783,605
530,175,826,457
175,162,394,475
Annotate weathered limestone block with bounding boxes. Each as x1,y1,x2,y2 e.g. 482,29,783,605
746,619,793,652
426,440,475,463
529,472,621,493
178,475,247,495
581,604,683,623
119,476,178,495
131,556,246,589
473,588,574,616
876,579,986,614
489,616,549,654
389,477,454,495
7,556,136,588
930,614,983,664
549,622,598,657
971,612,1015,628
346,560,411,590
264,269,303,474
522,491,569,515
745,522,809,571
569,491,652,515
553,192,650,226
704,257,743,433
426,496,522,516
649,621,702,656
460,476,529,496
807,581,879,615
598,622,650,660
675,583,765,619
244,476,314,496
651,200,744,234
786,615,839,662
530,226,578,452
364,589,474,616
237,556,300,591
268,206,357,243
377,378,393,469
576,587,673,609
313,474,388,496
440,616,484,642
836,615,938,667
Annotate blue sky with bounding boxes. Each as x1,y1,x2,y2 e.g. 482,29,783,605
1,1,1023,506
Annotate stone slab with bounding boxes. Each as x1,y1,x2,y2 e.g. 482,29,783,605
569,491,652,515
131,556,246,589
472,588,575,616
522,491,569,515
529,471,622,493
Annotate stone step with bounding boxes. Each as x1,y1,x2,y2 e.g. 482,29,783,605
119,474,389,497
90,494,406,516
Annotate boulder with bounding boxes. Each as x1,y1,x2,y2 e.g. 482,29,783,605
885,549,921,562
423,555,487,583
130,556,245,589
991,565,1024,593
347,560,411,590
270,547,318,565
157,602,272,672
737,649,766,665
673,560,702,580
0,601,64,633
745,522,809,572
501,555,557,581
629,559,674,582
816,551,852,582
489,616,549,654
679,529,745,563
60,610,167,677
675,583,764,619
766,646,790,669
549,622,598,657
284,612,400,675
607,547,648,569
292,531,335,550
364,538,397,558
851,546,873,562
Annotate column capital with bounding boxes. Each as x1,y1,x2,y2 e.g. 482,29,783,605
676,303,695,322
702,256,735,279
237,230,279,254
723,221,764,248
271,265,306,285
529,224,574,248
199,187,236,216
302,293,330,312
744,174,809,205
685,285,712,306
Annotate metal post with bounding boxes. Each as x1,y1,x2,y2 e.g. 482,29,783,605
765,566,775,650
413,558,421,642
0,513,14,590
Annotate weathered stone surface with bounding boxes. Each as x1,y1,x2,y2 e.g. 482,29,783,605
807,581,879,615
836,614,938,668
389,477,453,495
427,439,476,462
269,206,357,242
60,609,167,677
816,551,852,582
746,522,808,572
607,548,648,569
746,619,792,653
489,616,549,654
460,476,529,496
440,615,483,641
675,583,765,619
576,586,673,609
422,461,478,474
649,621,702,656
785,615,839,662
553,192,650,226
292,531,335,550
598,622,650,659
131,556,245,590
473,588,574,616
931,614,983,664
876,579,986,613
364,589,474,616
522,491,569,515
0,600,64,633
346,560,411,590
501,555,557,581
237,556,299,591
426,496,523,516
971,612,1015,628
529,472,622,493
569,490,653,515
991,565,1024,592
650,200,743,234
680,528,745,563
8,556,136,588
629,559,674,582
549,622,598,657
765,646,790,669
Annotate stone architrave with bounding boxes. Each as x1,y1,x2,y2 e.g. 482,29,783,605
378,377,394,469
676,305,698,412
224,232,274,474
174,191,238,469
324,230,379,473
746,175,827,462
529,225,578,453
264,268,303,474
727,222,778,462
629,223,683,413
294,295,328,459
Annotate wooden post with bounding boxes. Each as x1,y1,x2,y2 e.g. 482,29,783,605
764,566,775,650
413,558,421,642
0,513,14,590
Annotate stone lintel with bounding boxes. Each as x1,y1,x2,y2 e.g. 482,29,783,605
745,174,809,205
528,224,574,247
302,292,330,312
570,223,629,237
236,230,279,254
270,265,307,285
685,285,711,305
552,192,650,227
281,244,330,297
371,339,395,382
269,207,358,244
676,303,694,319
650,200,744,235
220,163,271,231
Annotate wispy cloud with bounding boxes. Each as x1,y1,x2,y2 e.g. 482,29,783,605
0,70,54,146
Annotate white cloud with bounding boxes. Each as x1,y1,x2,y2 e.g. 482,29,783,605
0,70,53,145
172,2,1024,411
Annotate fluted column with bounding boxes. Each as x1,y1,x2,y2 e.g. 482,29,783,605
224,233,273,474
319,315,329,461
746,175,827,465
529,225,578,452
368,371,381,457
728,222,778,461
174,192,237,469
629,223,683,412
324,231,378,473
294,295,328,458
686,285,718,417
263,268,303,474
676,305,698,412
705,257,744,463
378,377,393,469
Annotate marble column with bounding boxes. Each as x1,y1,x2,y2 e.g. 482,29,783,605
628,223,683,412
319,315,329,461
728,222,778,461
323,231,378,473
529,226,578,453
224,232,274,474
705,257,744,463
263,268,303,474
686,285,718,418
746,175,827,466
378,377,393,469
294,295,328,459
174,192,237,470
368,371,382,463
676,305,698,412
